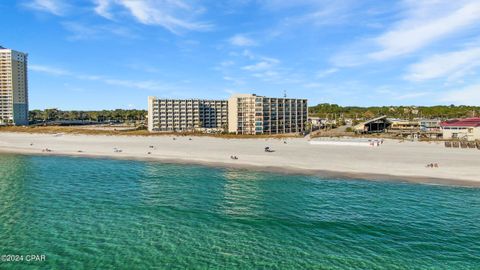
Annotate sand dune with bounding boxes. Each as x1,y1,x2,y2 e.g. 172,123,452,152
0,132,479,186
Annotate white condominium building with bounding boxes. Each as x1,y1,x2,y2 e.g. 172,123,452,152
0,46,29,125
228,94,308,135
148,97,228,132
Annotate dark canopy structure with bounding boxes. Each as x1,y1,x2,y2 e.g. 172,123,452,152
354,115,391,134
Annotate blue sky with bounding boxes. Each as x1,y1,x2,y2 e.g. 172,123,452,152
1,0,480,110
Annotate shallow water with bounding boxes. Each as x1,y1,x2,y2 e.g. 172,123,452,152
0,154,479,269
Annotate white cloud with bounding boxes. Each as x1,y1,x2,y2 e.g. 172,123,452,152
369,1,480,60
229,34,257,47
283,1,353,26
241,49,256,60
213,60,235,73
94,0,212,34
24,0,66,15
29,64,70,76
220,61,235,67
260,0,356,42
394,92,429,100
223,76,244,85
330,40,375,67
224,89,235,94
439,84,480,105
316,68,338,78
236,51,301,83
252,70,279,79
260,0,349,12
26,0,211,34
405,46,480,81
303,82,323,88
242,57,279,71
101,78,164,90
332,1,480,66
94,0,113,19
62,22,134,40
125,63,161,73
30,64,167,91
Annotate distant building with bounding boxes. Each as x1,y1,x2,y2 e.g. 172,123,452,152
354,115,390,134
148,94,308,134
440,118,480,141
386,119,442,139
419,119,441,132
0,46,28,125
147,97,228,132
308,117,324,129
388,119,420,131
228,94,308,135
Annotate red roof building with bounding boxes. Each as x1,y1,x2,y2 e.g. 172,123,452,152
440,118,480,128
440,118,480,141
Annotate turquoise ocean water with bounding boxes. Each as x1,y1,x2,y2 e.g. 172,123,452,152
0,154,479,269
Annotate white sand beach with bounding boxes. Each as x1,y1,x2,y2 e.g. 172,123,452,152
0,132,479,186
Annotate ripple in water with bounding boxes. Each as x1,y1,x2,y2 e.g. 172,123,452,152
0,154,479,269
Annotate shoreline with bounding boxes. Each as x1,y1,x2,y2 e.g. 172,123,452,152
2,149,479,187
0,132,479,187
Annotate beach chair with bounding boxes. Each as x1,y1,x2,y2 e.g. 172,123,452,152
453,141,460,148
460,142,468,148
444,142,451,148
477,142,480,150
468,142,476,149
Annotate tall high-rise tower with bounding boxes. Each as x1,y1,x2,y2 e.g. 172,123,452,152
0,46,29,125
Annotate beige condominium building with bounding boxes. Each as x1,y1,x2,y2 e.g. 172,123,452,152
0,46,28,125
148,96,228,132
228,94,308,135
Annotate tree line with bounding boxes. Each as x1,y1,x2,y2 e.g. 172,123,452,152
29,109,147,123
28,104,480,123
309,104,480,120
